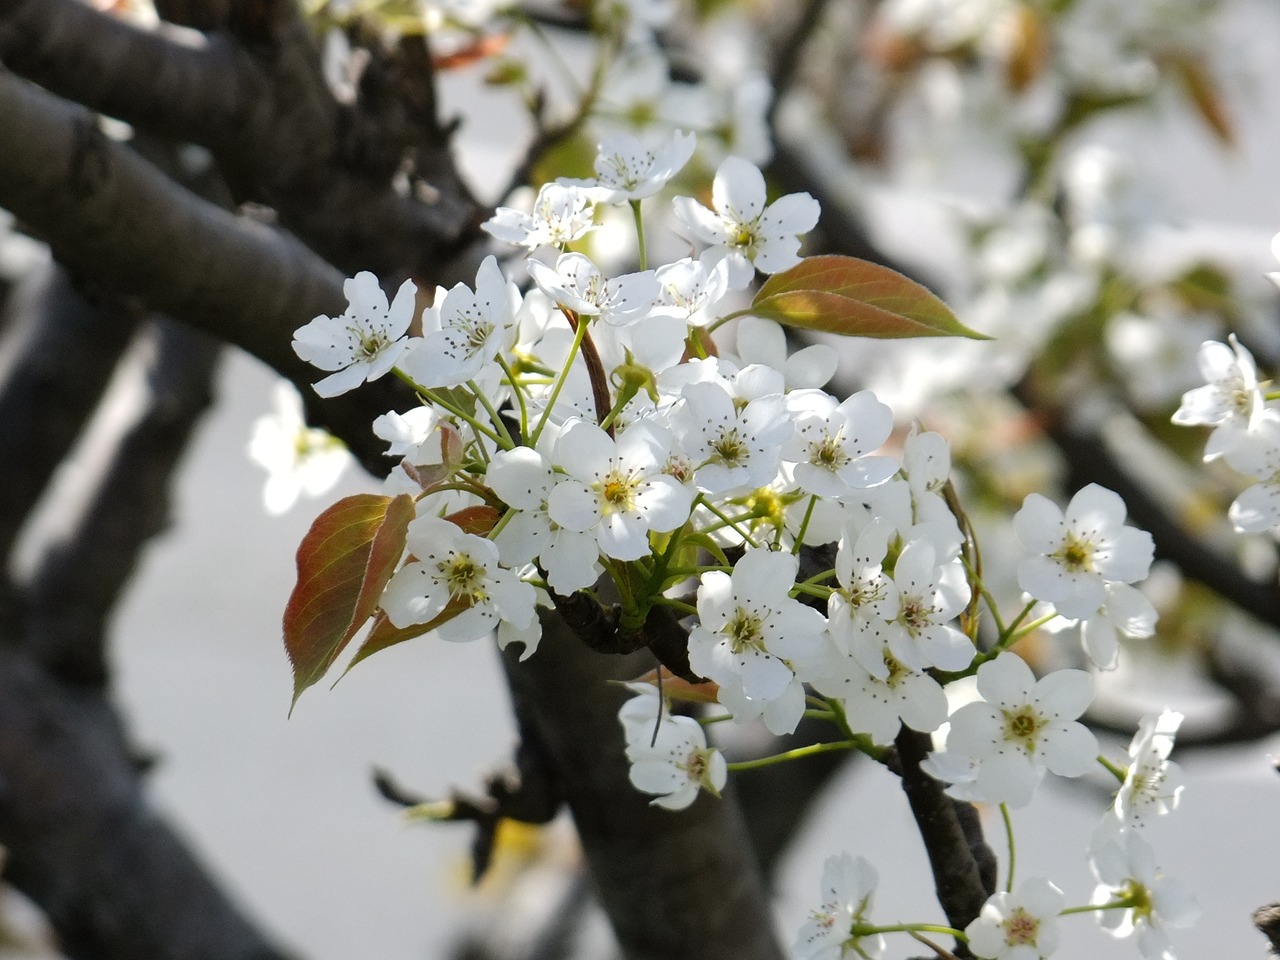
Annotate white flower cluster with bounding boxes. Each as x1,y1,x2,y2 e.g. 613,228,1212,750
803,710,1195,960
1173,327,1280,537
287,129,1191,957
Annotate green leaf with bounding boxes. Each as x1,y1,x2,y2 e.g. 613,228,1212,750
283,493,415,710
750,255,990,340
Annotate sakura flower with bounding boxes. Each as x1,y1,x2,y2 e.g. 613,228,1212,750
688,549,826,729
381,516,536,642
794,853,886,960
400,256,515,390
248,382,350,514
292,271,417,397
804,638,949,745
672,156,820,289
1172,335,1267,461
526,252,659,327
547,419,693,561
1090,831,1199,959
734,315,838,390
939,653,1097,808
574,130,696,203
669,380,792,494
1112,710,1185,829
621,702,726,811
783,389,897,499
1014,484,1154,621
881,539,974,673
653,257,731,328
966,877,1064,960
483,182,598,251
1077,582,1158,670
1223,413,1280,534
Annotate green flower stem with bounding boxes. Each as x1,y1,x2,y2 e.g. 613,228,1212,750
631,199,648,271
1097,754,1128,783
391,368,504,446
963,559,1007,635
705,307,752,334
653,596,697,615
530,309,590,447
468,379,515,450
790,581,835,602
1007,612,1060,644
1060,897,1135,917
998,599,1038,645
698,712,736,726
791,495,819,555
1000,803,1016,893
825,698,890,763
496,354,529,439
854,922,967,940
697,499,763,548
727,740,857,772
801,567,838,586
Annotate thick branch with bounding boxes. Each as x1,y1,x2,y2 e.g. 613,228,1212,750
0,68,411,468
894,728,996,956
0,262,142,566
0,647,292,960
1,0,483,280
24,319,220,685
502,613,786,960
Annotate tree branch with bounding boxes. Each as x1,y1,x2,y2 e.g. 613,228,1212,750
502,612,786,960
0,68,414,469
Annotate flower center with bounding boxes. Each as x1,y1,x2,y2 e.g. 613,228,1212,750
726,608,765,653
1053,532,1095,572
598,471,637,512
1002,706,1045,751
898,594,932,634
810,435,849,471
1002,907,1039,946
711,429,748,466
439,552,487,603
352,324,390,360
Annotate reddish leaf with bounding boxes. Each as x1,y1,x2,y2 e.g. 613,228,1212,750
751,255,989,340
628,667,721,704
341,599,468,676
283,493,414,709
447,504,501,537
1163,53,1235,147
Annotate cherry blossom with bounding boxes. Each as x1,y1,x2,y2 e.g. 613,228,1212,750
672,156,820,289
546,419,693,562
1112,710,1185,829
573,130,696,203
1172,335,1267,461
794,853,886,960
1014,484,1154,621
381,516,537,642
782,389,897,499
248,382,350,514
401,256,516,390
483,182,598,251
292,271,417,397
966,877,1064,960
1090,831,1199,960
688,549,825,731
527,252,659,327
937,652,1097,808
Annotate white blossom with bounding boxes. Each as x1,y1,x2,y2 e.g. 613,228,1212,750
381,516,536,642
794,853,886,960
966,877,1064,960
1223,413,1280,535
782,390,897,499
619,689,726,810
572,130,696,203
1113,710,1185,829
734,315,838,390
669,380,792,494
938,653,1097,808
672,156,820,289
527,252,659,327
248,382,350,514
483,182,598,251
688,549,825,734
1172,335,1267,461
1014,484,1154,621
292,272,417,397
1090,831,1200,959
